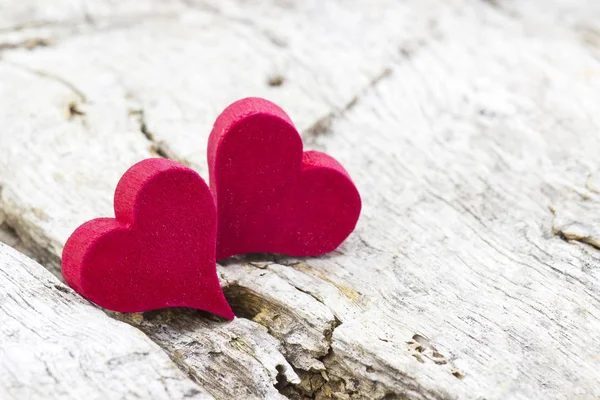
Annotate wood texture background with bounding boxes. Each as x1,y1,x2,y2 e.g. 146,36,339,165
1,1,600,399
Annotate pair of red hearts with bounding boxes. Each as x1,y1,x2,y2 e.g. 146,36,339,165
62,98,361,319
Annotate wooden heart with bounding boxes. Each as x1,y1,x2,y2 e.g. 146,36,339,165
208,97,361,259
62,158,233,319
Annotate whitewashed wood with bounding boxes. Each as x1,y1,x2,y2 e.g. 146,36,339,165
0,0,182,50
0,0,434,173
2,0,600,399
551,170,600,248
0,243,211,399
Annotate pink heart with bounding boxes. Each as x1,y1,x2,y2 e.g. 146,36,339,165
208,97,361,259
62,158,234,319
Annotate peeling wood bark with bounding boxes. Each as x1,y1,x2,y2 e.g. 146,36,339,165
1,0,600,399
0,243,210,399
119,310,300,400
220,262,337,372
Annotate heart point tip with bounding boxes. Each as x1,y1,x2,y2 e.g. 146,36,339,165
210,303,235,320
220,308,236,321
193,295,235,320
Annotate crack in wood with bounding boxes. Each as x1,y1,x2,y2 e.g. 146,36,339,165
0,37,53,52
303,68,393,145
2,59,87,102
128,108,176,160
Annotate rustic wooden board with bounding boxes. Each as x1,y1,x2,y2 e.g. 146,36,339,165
2,0,600,399
0,243,211,399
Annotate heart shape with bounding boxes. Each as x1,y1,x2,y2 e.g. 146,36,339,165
62,158,234,319
208,97,361,259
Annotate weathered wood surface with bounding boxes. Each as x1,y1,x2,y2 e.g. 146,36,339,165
0,242,211,399
2,0,600,399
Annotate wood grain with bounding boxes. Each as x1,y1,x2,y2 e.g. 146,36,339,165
0,243,211,399
1,0,600,399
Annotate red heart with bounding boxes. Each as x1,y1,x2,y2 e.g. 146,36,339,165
208,98,361,260
61,158,234,319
